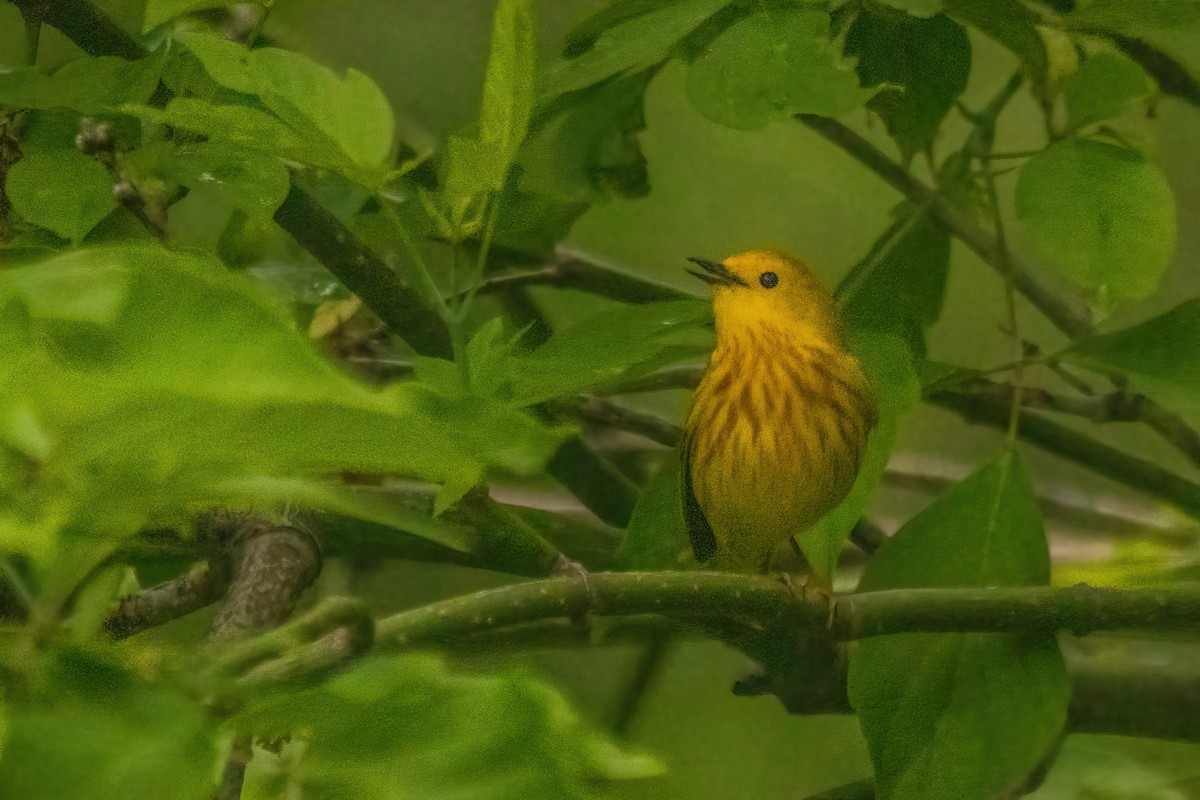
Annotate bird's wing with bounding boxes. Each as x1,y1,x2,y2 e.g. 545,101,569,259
680,428,717,562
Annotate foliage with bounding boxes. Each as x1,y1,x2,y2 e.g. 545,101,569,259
0,0,1198,798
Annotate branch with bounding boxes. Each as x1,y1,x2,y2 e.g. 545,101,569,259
274,186,452,357
206,514,322,643
966,379,1200,471
104,559,231,639
10,0,143,59
472,249,687,305
224,572,1200,744
929,387,1200,519
795,114,1094,340
372,572,1200,652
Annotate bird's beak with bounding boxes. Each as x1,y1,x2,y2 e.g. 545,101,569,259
686,257,747,287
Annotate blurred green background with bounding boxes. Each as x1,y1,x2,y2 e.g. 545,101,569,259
4,1,1198,796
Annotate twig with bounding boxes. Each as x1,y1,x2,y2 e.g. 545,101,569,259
564,396,682,446
795,114,1094,339
610,633,672,736
471,249,687,305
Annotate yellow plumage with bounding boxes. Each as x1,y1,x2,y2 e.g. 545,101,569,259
681,250,876,576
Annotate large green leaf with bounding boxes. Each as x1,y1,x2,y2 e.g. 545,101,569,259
480,0,536,183
797,331,919,580
612,459,691,570
1063,49,1152,129
509,299,713,406
849,452,1069,800
0,647,217,799
238,653,662,799
1015,138,1176,303
1062,299,1200,413
0,246,565,563
167,32,394,186
686,6,876,129
548,0,732,97
838,204,951,359
846,10,971,161
122,98,335,172
6,143,114,244
440,0,538,218
0,55,162,114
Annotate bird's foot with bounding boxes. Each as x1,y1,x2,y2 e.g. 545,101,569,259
552,554,594,625
778,572,837,630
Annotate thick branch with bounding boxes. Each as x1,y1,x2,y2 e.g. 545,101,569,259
374,572,1200,652
206,516,322,643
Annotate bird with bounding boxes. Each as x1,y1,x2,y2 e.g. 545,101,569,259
680,250,877,586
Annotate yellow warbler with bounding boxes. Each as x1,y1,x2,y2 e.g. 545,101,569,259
680,251,877,581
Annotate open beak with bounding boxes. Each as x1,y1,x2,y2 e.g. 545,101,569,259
686,257,747,287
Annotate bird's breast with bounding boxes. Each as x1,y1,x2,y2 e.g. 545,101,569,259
684,330,875,546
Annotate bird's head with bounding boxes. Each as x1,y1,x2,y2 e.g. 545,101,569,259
687,250,840,338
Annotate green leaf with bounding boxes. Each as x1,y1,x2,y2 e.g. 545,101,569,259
943,0,1047,87
123,98,320,165
439,0,538,217
797,331,919,580
838,205,951,359
685,7,876,129
548,0,732,97
161,141,291,221
174,32,394,182
1063,50,1152,129
0,647,216,799
877,0,944,15
239,653,663,799
479,0,536,182
0,246,565,562
214,477,474,552
846,10,971,161
144,0,251,32
849,452,1069,800
6,146,114,243
510,299,713,406
613,459,691,570
0,55,162,114
1015,138,1176,302
1062,299,1200,413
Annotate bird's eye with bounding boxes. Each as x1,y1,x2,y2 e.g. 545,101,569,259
759,271,779,289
